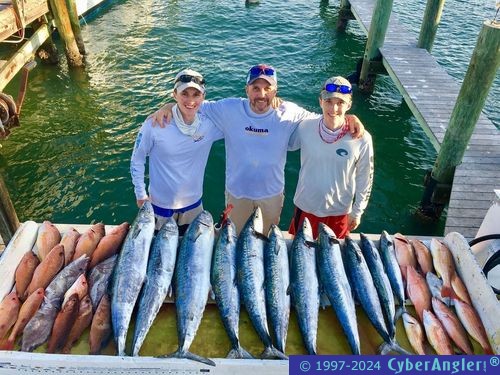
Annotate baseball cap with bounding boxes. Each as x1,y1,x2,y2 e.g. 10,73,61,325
246,64,277,86
320,76,352,103
174,69,206,94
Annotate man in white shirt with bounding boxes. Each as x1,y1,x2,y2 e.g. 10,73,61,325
151,65,364,234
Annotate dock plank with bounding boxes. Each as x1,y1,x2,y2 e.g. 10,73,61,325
346,0,499,237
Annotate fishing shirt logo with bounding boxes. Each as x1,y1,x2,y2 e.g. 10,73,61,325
336,148,348,157
134,132,143,150
245,125,269,136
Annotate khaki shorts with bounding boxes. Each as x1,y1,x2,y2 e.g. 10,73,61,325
225,192,284,235
154,204,203,235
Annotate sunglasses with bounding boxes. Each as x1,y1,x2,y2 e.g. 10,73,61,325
324,83,352,94
175,75,206,85
248,66,276,77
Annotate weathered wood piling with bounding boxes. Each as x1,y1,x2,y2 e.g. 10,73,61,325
418,0,446,52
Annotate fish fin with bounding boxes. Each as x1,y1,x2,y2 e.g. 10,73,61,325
386,340,413,355
319,291,330,310
483,347,494,355
253,230,269,242
209,286,215,301
261,346,288,360
328,236,340,246
394,305,406,324
227,346,254,359
158,349,216,367
377,342,393,355
305,240,317,248
0,338,15,351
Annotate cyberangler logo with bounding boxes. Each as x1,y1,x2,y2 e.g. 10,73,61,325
245,125,269,136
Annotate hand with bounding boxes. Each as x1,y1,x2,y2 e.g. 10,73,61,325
137,198,149,208
347,114,365,138
147,103,174,128
348,215,360,231
271,96,283,109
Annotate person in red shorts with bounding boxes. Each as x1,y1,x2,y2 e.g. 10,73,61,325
288,76,374,239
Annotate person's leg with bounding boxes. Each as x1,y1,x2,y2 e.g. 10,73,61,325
175,204,204,236
225,192,255,234
257,193,284,235
323,214,349,238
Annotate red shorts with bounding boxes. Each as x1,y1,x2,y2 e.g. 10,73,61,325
288,206,349,239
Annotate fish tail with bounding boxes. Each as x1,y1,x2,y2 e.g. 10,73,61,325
441,285,459,301
227,346,254,359
378,340,412,355
116,335,126,356
483,346,494,355
158,349,216,367
0,338,14,351
394,305,406,323
261,345,289,360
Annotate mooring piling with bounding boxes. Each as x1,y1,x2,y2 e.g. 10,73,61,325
418,0,446,52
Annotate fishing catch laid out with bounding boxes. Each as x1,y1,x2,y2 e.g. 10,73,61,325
0,206,496,363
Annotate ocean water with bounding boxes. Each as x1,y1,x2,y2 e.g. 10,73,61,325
1,0,498,236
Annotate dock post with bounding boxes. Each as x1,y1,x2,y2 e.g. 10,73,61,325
65,0,86,55
358,0,394,92
337,0,353,31
418,0,446,52
0,175,20,245
419,20,500,219
48,0,83,67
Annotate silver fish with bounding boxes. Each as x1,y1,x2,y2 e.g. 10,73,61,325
379,231,406,313
236,207,286,359
264,224,290,354
132,218,178,356
160,210,215,366
317,223,360,355
111,201,155,356
211,219,252,359
290,218,319,355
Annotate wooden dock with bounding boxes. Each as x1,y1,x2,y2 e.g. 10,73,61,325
345,0,499,239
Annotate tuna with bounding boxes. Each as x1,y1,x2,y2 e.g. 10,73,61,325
132,218,178,356
111,201,155,356
264,224,290,355
211,219,253,359
236,207,286,360
160,210,215,366
317,223,360,355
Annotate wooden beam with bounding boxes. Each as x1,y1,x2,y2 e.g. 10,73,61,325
0,23,50,92
0,174,20,245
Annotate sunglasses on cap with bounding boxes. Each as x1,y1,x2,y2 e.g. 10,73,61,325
324,83,352,94
248,65,275,77
175,74,206,85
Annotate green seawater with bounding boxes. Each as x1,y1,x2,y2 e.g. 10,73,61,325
1,0,499,234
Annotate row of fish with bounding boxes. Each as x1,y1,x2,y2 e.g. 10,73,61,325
0,220,129,354
389,234,494,355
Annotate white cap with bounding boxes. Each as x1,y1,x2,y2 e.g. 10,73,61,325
174,69,205,94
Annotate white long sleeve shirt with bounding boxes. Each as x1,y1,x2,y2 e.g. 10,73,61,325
289,116,374,219
201,98,312,199
130,116,223,209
